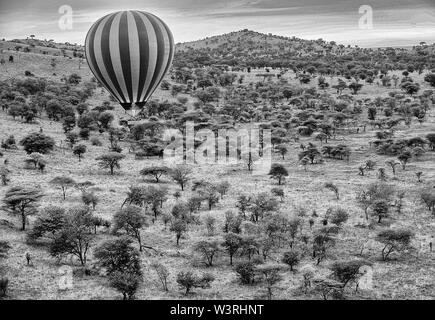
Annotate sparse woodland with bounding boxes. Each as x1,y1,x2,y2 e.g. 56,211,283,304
0,31,434,300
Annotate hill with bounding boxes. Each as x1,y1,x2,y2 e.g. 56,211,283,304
174,30,435,72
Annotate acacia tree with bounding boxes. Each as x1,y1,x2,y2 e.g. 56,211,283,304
2,186,43,230
170,219,187,245
376,229,414,261
194,240,221,267
94,237,141,275
281,250,300,271
287,217,301,248
249,193,279,222
275,145,288,159
312,277,343,300
397,150,412,170
20,132,55,154
236,194,251,219
170,165,192,191
372,200,389,223
312,226,338,265
256,264,283,300
331,260,371,291
96,152,125,175
176,270,215,295
73,144,86,162
356,182,394,220
94,238,142,300
194,183,219,210
141,186,168,220
109,271,142,300
26,206,66,242
151,262,170,291
49,206,94,265
140,166,169,183
222,232,242,266
268,163,288,185
298,145,321,164
112,205,148,252
50,176,76,200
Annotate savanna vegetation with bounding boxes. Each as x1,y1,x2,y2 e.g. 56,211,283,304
0,30,434,300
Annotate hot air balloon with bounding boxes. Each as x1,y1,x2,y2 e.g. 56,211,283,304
85,11,174,113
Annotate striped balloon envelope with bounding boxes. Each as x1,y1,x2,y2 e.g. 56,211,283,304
85,11,174,112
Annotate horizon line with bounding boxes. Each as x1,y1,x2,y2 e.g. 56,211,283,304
2,28,434,50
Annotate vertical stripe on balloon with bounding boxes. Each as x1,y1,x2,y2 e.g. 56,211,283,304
119,11,133,103
135,11,158,103
86,16,121,102
93,13,124,103
126,11,140,104
109,12,130,103
100,13,126,103
157,13,175,93
143,12,173,102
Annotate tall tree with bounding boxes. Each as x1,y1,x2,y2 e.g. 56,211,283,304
2,186,43,230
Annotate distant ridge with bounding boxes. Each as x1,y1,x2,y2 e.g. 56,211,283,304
1,29,433,65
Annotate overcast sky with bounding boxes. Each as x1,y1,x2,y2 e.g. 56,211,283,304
0,0,434,47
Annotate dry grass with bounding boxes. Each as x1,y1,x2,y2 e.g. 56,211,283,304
0,44,434,300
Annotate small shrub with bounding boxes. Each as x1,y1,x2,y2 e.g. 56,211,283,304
176,270,215,295
281,250,300,271
20,132,55,154
151,262,169,291
328,207,349,226
204,215,216,235
193,240,220,267
90,137,102,146
1,135,17,150
82,192,99,210
79,128,90,140
271,188,284,201
109,271,141,300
